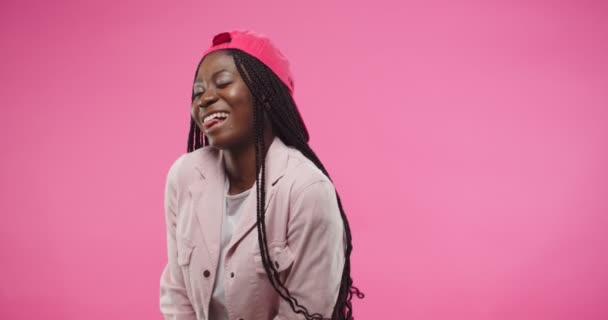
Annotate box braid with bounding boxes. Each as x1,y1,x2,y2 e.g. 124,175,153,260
187,56,205,152
186,49,364,320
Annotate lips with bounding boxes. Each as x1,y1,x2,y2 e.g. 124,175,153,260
202,111,229,131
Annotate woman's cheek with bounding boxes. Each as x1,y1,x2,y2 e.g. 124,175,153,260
191,106,200,125
228,82,254,107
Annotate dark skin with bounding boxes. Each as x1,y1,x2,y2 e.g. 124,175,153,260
191,50,275,195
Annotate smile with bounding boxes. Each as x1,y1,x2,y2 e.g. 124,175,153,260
202,112,230,131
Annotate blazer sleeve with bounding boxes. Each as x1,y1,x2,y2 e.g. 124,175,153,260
273,180,346,320
159,156,197,320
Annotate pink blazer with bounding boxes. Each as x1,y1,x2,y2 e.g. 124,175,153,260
160,137,345,320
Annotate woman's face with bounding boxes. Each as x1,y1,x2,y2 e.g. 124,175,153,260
191,50,255,150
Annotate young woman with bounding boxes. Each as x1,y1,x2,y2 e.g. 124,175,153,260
160,30,363,320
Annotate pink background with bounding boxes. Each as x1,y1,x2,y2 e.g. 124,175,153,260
1,0,607,319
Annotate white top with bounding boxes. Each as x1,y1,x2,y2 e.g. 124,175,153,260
208,178,252,320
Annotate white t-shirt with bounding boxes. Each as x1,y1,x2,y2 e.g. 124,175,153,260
208,178,252,320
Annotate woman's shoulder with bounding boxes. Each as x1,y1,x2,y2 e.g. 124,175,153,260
280,147,340,223
165,146,220,188
282,146,334,194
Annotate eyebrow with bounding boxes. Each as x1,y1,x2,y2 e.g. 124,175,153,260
194,68,231,86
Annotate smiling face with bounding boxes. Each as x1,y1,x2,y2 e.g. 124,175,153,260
191,50,255,150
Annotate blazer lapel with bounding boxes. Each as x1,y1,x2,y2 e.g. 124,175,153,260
227,137,290,252
188,150,226,270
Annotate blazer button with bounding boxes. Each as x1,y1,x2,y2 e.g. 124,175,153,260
230,272,235,278
203,270,211,278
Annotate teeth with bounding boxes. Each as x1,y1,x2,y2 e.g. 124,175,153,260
204,112,229,123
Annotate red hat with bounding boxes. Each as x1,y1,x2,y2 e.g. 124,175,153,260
201,30,295,94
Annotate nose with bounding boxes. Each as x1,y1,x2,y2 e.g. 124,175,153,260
198,89,219,109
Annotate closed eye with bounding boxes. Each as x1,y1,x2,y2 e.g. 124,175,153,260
192,91,203,100
217,81,231,89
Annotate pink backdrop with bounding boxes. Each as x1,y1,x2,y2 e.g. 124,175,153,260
1,0,607,319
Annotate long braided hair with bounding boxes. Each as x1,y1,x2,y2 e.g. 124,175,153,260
187,49,364,320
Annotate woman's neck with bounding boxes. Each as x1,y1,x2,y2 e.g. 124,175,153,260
222,132,275,195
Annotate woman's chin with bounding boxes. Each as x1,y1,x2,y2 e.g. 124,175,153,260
206,135,245,151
